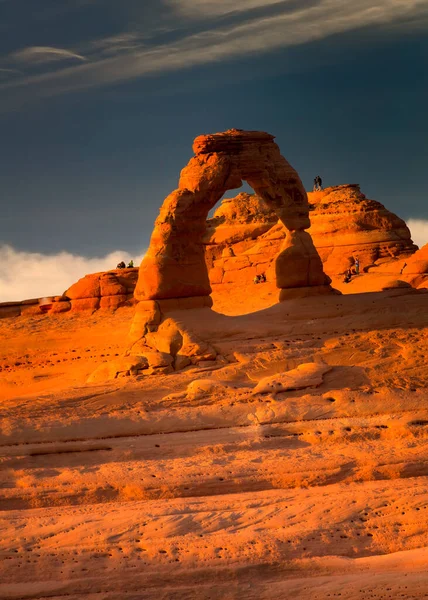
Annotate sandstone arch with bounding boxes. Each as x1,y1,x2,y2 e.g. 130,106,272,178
135,129,330,302
129,130,333,368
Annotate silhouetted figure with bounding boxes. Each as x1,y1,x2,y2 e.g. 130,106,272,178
117,261,126,269
343,268,352,284
313,175,323,191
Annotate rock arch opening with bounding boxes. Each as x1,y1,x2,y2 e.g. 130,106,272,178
129,129,333,366
135,129,330,304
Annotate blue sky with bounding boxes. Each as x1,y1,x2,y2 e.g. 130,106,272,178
1,0,428,300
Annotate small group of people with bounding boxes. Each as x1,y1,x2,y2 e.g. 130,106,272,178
343,256,360,283
313,175,323,191
117,260,134,269
254,273,267,284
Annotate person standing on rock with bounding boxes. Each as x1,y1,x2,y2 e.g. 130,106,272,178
355,256,360,275
313,176,323,191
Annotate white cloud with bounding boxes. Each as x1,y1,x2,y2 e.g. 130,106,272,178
1,0,427,104
10,46,87,64
0,245,145,303
407,219,428,249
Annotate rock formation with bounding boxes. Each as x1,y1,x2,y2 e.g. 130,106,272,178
135,129,330,302
130,129,333,367
206,184,418,284
65,268,138,311
402,243,428,288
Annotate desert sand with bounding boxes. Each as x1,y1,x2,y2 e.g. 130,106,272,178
1,283,428,599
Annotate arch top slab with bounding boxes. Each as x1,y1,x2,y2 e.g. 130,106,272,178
192,129,275,155
135,129,329,302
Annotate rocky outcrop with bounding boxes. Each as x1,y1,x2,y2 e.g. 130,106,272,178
401,243,428,288
65,268,138,312
0,269,139,319
0,296,70,319
205,184,418,284
309,184,417,273
130,129,333,368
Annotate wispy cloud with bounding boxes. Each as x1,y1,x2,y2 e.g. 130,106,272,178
166,0,288,18
0,67,22,75
0,0,427,104
10,46,87,64
89,33,144,56
0,245,145,303
407,219,428,249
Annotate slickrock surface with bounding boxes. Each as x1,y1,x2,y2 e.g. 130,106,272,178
1,285,428,599
205,184,418,286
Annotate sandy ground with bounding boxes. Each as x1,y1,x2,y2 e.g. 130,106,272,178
1,282,428,599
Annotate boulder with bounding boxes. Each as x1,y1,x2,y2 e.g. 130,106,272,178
87,356,149,383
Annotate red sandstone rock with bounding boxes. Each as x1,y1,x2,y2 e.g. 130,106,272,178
205,184,418,285
402,243,428,287
130,129,331,365
309,185,416,273
0,303,21,319
50,301,71,314
66,273,101,300
64,268,139,312
100,273,127,297
100,295,128,310
135,129,326,303
71,298,100,311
